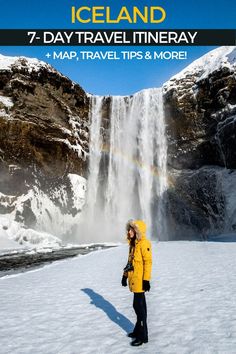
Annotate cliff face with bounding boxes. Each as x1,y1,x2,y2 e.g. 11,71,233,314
0,55,90,176
163,46,236,239
0,55,90,245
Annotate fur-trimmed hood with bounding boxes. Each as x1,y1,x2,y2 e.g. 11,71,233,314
126,219,147,241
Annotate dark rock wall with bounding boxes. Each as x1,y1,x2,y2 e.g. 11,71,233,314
0,60,90,178
0,58,90,231
164,67,236,169
163,62,236,239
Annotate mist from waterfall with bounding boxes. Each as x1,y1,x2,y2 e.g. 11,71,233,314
78,89,168,243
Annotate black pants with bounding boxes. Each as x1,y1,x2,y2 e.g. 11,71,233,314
132,292,148,342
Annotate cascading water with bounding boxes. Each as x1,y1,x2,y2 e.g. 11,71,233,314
85,95,104,222
79,88,168,242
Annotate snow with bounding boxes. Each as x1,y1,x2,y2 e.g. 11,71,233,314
0,108,7,116
14,228,62,249
53,137,86,159
0,95,13,108
68,173,87,210
0,215,22,243
1,242,236,353
164,46,236,93
0,54,18,70
68,112,88,161
0,174,87,251
0,214,62,254
0,53,55,74
0,228,22,250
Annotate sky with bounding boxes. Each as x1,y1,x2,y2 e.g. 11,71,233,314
0,0,235,95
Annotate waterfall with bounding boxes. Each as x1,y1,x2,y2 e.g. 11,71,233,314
85,95,104,221
79,89,168,242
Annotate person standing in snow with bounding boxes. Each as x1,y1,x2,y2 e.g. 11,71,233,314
121,219,152,346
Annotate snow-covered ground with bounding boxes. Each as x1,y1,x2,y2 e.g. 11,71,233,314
1,242,236,354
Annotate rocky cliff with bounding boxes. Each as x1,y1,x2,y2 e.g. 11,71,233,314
0,55,90,247
163,46,236,239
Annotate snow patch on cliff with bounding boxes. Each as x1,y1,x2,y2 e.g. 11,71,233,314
0,53,57,74
0,95,13,108
68,173,87,210
164,46,236,93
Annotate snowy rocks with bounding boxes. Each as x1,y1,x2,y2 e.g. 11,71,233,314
163,46,236,239
163,46,236,170
0,54,89,247
0,55,90,176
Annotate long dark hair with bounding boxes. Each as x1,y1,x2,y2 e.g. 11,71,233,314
127,227,136,246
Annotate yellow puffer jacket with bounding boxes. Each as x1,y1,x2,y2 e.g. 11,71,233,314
125,220,152,293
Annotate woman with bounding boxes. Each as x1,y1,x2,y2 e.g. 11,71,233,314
121,219,152,346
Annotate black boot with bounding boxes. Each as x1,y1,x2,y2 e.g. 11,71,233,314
127,332,136,338
131,339,144,346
